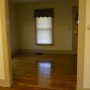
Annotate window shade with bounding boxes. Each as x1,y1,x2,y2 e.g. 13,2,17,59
36,17,53,44
34,8,54,18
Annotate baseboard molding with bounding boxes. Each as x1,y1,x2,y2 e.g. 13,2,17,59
83,89,90,90
19,49,72,54
0,79,11,87
11,50,19,56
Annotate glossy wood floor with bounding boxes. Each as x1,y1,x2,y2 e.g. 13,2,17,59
0,53,77,90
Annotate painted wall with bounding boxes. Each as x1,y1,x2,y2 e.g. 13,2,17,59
83,0,90,88
9,2,18,52
14,0,78,51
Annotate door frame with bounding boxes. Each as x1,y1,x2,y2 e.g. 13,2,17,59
0,0,12,87
77,0,86,90
0,0,86,90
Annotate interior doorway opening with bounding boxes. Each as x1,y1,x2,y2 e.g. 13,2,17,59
8,0,78,89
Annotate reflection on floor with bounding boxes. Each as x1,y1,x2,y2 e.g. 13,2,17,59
11,53,77,90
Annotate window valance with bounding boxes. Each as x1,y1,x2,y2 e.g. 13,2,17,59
34,8,54,18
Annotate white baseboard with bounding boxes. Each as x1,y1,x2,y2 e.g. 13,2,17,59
19,49,72,54
83,89,90,90
0,79,11,87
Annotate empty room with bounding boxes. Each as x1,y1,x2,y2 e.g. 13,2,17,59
8,0,78,89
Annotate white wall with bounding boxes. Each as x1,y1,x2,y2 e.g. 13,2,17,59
83,0,90,88
9,2,18,52
14,0,78,51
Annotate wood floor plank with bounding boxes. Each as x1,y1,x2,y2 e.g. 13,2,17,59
0,53,77,90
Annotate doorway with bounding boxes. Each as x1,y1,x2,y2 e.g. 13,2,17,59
8,2,78,90
0,0,86,89
8,0,78,90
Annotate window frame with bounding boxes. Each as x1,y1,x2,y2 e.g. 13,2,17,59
35,17,54,45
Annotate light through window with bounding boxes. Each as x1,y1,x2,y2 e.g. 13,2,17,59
36,17,53,45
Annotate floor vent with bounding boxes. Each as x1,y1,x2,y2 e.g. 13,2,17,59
35,53,44,55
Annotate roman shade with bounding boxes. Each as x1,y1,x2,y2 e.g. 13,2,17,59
34,8,54,18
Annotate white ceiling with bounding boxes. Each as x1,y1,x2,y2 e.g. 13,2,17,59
9,0,62,3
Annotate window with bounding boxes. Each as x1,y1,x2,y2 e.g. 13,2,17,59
34,8,54,45
36,17,53,45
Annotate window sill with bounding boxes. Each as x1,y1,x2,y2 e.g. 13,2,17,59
35,43,54,46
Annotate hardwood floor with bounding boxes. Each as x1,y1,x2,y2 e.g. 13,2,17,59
0,53,77,90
